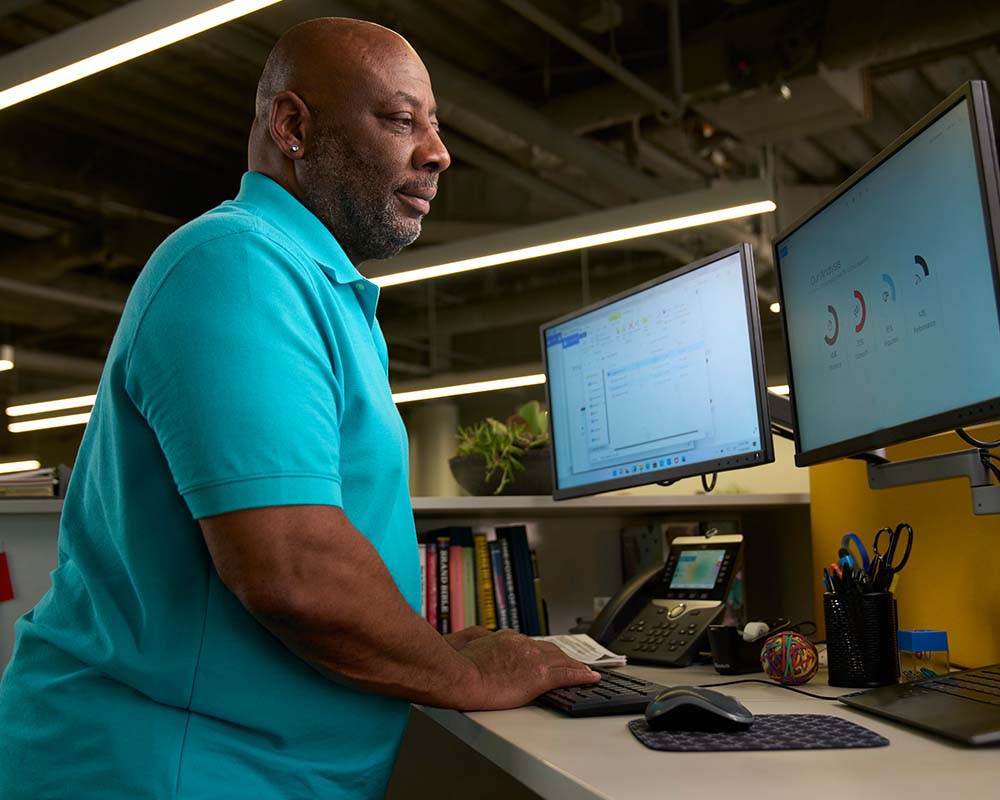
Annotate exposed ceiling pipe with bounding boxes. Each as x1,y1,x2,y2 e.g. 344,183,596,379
667,0,685,117
499,0,681,119
0,276,124,314
11,348,105,379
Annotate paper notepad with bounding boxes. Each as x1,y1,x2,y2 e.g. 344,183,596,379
533,634,626,667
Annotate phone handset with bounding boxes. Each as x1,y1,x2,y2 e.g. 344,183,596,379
589,561,666,645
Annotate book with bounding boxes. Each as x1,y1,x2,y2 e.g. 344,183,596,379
448,543,464,631
473,533,498,630
463,541,477,628
487,540,509,630
531,549,548,636
436,534,451,634
0,467,57,498
497,537,521,632
425,542,438,631
497,526,539,635
417,542,426,620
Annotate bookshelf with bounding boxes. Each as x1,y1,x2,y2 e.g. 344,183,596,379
412,493,812,640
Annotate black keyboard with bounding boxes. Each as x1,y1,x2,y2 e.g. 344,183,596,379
921,665,1000,705
536,668,669,717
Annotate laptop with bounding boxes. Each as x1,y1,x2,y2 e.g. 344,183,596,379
839,664,1000,745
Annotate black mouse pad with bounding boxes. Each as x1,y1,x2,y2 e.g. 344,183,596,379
628,714,889,752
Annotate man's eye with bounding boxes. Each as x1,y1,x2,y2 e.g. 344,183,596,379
390,117,413,129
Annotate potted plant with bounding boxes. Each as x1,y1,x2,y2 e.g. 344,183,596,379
449,401,552,495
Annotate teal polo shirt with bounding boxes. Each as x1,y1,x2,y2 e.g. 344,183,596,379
0,172,421,799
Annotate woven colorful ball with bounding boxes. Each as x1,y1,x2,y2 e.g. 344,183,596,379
760,631,819,685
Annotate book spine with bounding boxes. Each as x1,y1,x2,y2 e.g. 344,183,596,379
534,578,548,636
488,541,509,630
475,534,498,630
426,543,438,631
437,536,451,634
449,545,464,631
418,542,426,621
498,537,521,632
463,545,477,628
498,526,540,635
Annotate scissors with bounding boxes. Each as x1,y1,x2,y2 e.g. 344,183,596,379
870,522,913,592
839,532,871,572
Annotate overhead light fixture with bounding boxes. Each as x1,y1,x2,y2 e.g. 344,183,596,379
0,345,13,372
0,0,286,112
768,385,790,396
0,459,42,474
392,374,546,404
769,302,781,314
9,413,92,433
368,181,776,288
7,393,97,417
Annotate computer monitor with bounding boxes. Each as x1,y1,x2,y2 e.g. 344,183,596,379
540,243,774,501
773,80,1000,467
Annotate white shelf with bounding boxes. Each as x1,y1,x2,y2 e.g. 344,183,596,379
0,499,64,514
410,493,809,517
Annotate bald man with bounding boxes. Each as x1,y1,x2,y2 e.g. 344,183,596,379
0,18,597,800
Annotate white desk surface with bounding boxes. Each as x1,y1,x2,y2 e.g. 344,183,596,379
419,663,999,800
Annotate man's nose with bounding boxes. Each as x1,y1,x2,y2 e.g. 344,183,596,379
416,127,451,173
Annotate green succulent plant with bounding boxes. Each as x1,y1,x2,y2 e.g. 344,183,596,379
455,400,550,495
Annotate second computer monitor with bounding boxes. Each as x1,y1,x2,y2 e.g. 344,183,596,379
774,80,1000,466
541,243,774,500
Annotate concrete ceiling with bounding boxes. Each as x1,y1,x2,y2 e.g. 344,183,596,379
0,0,999,457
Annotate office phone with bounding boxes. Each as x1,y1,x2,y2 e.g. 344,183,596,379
589,534,743,667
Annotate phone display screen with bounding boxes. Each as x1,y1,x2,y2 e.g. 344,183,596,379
669,549,725,590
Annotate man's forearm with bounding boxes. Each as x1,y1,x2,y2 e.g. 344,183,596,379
244,522,483,708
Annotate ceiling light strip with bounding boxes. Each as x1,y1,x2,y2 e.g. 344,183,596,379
0,0,285,112
392,374,546,404
0,459,42,474
8,413,92,433
373,201,776,288
7,394,97,417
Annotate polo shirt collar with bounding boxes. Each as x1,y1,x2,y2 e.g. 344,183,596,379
236,171,368,287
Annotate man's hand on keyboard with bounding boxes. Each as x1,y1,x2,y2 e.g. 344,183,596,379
455,629,600,711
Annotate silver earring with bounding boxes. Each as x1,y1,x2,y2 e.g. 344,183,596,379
291,144,300,152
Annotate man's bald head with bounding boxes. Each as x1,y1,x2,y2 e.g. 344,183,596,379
253,18,411,127
249,18,450,264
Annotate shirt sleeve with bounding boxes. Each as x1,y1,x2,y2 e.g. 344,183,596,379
124,231,344,519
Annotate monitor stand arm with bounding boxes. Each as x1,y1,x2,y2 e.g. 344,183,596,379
859,448,1000,515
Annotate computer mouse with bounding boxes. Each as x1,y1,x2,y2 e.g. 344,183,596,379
644,687,754,732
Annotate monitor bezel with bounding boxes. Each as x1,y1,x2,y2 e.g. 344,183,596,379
772,80,1000,467
540,243,775,501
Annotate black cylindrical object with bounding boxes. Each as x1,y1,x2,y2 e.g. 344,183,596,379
824,591,899,688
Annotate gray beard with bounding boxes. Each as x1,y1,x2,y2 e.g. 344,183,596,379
299,135,422,263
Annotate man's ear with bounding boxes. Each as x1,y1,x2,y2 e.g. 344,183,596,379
268,90,312,160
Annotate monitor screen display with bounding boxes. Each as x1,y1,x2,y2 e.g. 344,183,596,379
669,549,725,590
542,245,773,500
775,84,1000,465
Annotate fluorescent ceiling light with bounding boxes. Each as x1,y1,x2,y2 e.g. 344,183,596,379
7,393,97,417
393,374,546,404
0,361,11,372
0,459,42,474
374,200,776,288
0,344,13,371
769,302,781,314
768,385,790,396
0,0,285,112
8,413,92,433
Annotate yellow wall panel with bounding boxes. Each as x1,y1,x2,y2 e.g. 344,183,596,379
809,425,1000,668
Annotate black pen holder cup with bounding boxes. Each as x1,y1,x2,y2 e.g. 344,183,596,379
824,591,899,688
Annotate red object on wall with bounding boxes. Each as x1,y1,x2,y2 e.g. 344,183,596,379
0,551,14,602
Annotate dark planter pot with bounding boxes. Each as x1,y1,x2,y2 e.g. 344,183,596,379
449,449,553,496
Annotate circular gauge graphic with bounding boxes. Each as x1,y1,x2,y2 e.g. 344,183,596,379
853,289,867,333
881,273,896,303
914,254,929,284
824,304,839,346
